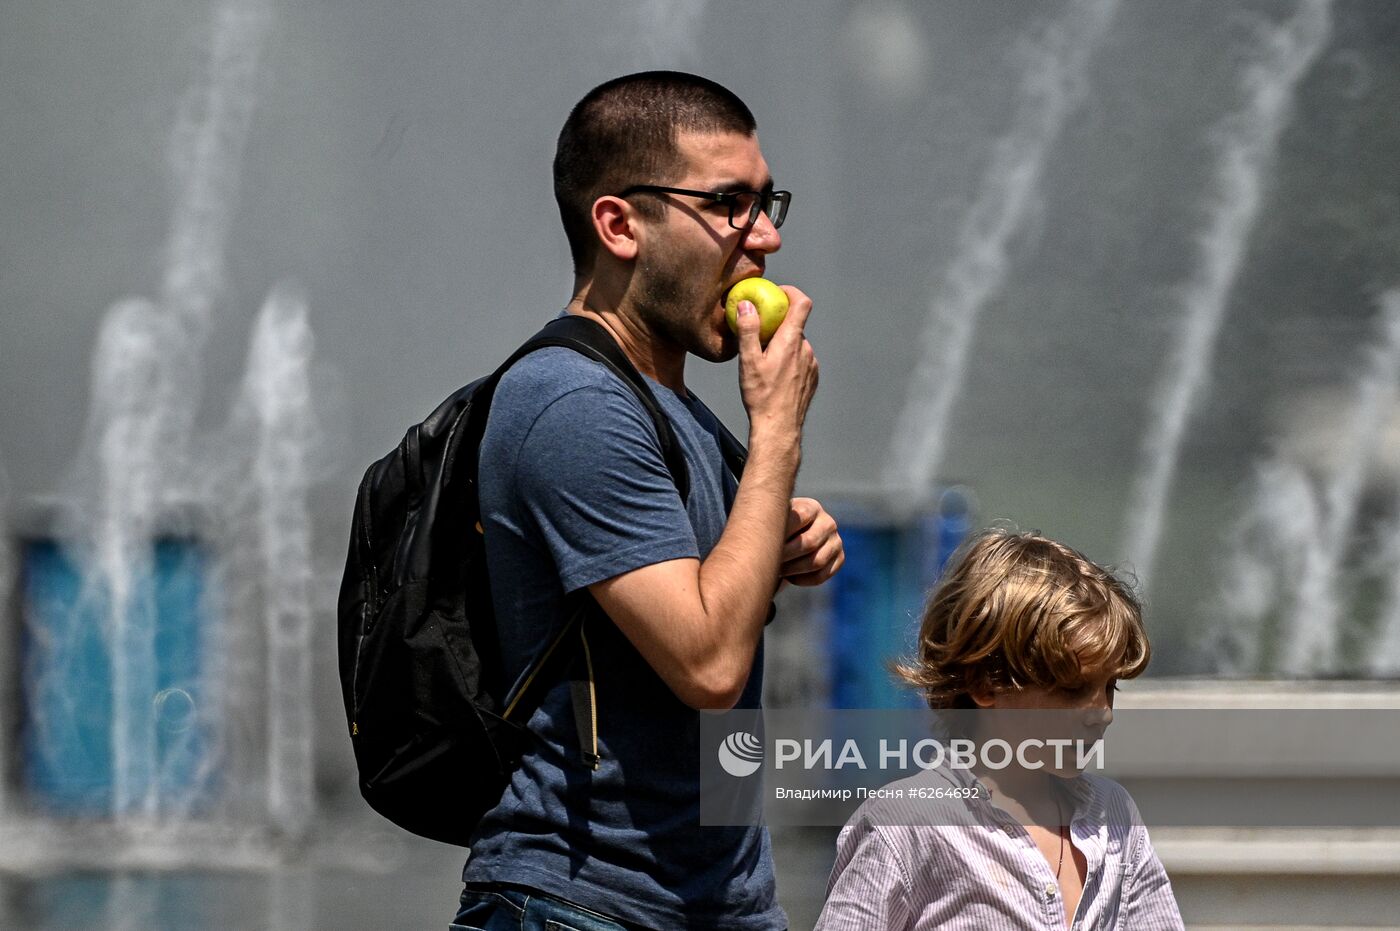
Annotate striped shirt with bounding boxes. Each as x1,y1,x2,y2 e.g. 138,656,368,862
814,767,1184,930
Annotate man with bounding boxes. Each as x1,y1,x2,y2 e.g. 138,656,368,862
454,71,843,931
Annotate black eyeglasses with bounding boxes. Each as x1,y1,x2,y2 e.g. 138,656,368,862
618,185,791,230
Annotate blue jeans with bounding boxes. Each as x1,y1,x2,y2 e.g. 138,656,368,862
450,883,647,931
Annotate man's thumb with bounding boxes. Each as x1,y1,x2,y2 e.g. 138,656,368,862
735,300,762,354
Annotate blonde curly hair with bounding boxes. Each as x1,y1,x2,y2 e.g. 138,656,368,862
894,528,1150,709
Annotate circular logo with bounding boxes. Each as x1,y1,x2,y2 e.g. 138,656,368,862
717,731,763,778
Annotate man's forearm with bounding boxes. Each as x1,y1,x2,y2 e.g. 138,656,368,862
701,431,800,609
691,431,801,693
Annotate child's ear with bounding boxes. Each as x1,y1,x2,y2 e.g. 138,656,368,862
967,679,999,709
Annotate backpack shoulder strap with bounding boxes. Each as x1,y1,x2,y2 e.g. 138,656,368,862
683,390,749,481
464,314,691,503
716,422,747,479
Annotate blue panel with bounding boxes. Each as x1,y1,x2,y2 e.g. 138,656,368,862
829,524,898,708
827,502,973,709
19,538,211,815
932,487,974,578
151,539,210,801
19,541,113,810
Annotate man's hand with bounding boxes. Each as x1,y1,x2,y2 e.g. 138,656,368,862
780,497,844,586
734,285,818,450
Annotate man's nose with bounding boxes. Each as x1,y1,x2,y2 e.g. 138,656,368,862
742,209,782,253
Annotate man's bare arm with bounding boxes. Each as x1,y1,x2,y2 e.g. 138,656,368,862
590,288,831,709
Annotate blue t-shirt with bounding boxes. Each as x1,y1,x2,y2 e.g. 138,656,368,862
462,341,784,931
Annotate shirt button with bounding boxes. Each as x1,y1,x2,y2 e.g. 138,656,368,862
1045,882,1057,896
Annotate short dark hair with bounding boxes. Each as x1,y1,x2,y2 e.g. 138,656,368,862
554,71,757,275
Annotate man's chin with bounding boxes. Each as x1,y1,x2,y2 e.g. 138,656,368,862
693,331,738,364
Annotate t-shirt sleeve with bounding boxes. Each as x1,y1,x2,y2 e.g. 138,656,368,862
512,380,700,593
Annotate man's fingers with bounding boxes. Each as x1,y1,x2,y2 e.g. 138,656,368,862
782,510,839,563
781,534,834,571
781,539,845,585
782,525,820,561
773,285,813,342
785,497,819,538
734,299,763,357
783,566,836,588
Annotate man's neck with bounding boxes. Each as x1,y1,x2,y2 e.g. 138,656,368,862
566,286,688,392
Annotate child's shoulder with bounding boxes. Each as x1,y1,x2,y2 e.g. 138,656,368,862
844,766,989,833
1069,772,1147,829
832,766,988,888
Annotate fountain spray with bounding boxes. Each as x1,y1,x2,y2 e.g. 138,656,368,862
1122,0,1334,593
882,0,1121,513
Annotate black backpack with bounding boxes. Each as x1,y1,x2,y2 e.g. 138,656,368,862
337,314,747,845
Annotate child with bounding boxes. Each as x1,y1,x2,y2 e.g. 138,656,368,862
814,529,1184,930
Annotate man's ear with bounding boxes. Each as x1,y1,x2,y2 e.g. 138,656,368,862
591,195,640,262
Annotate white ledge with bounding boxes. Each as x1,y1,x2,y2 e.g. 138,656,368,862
1116,678,1400,710
1151,826,1400,875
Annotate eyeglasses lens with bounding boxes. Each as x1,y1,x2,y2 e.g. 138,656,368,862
767,193,788,228
730,192,788,230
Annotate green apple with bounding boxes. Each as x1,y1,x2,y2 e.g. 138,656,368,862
725,277,790,347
